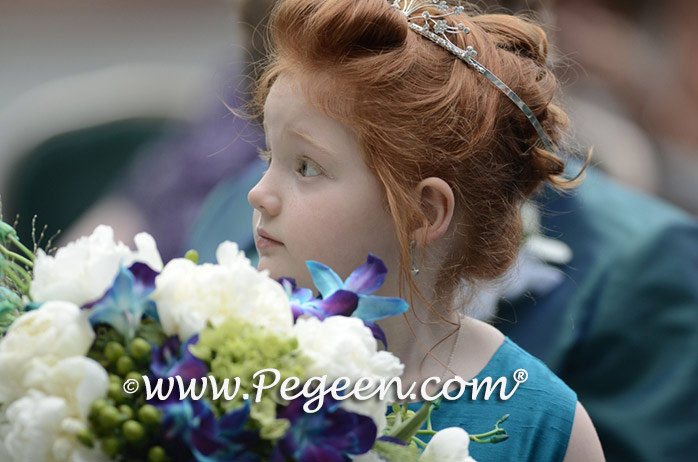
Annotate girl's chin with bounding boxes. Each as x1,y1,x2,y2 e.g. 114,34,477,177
257,258,290,280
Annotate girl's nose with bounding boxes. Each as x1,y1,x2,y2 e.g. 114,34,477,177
248,173,281,217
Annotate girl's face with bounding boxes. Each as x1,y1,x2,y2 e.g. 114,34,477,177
248,74,400,293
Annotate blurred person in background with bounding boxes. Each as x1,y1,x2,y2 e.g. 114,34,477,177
554,0,698,212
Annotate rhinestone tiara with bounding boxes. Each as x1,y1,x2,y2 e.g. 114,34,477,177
390,0,554,153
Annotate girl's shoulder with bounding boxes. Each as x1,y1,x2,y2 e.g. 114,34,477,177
432,336,578,462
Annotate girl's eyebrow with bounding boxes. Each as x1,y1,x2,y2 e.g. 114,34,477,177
290,129,339,161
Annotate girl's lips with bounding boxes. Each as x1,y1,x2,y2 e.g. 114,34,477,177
256,235,284,249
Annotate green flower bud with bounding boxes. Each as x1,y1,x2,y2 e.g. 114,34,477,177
75,428,95,448
100,436,121,457
98,406,122,430
129,338,152,362
137,404,162,427
116,356,135,376
104,341,125,363
148,446,168,462
122,420,146,443
488,434,509,444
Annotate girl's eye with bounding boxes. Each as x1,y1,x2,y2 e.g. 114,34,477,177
257,148,323,178
298,159,322,177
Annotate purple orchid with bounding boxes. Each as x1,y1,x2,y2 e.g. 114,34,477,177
149,334,208,383
271,397,376,462
86,262,159,340
278,277,358,321
157,398,260,462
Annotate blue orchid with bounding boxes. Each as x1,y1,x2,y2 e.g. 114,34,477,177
307,254,408,322
279,254,408,348
271,397,376,462
157,398,260,462
86,262,159,340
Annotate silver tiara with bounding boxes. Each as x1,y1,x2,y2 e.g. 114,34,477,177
390,0,554,153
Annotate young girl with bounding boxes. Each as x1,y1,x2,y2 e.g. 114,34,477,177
246,0,604,460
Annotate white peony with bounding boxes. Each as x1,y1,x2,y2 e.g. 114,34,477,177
293,316,404,433
420,427,477,462
22,357,109,420
2,390,110,462
152,241,293,340
30,225,163,306
0,301,95,403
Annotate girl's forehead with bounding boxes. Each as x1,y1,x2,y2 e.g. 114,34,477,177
264,79,359,152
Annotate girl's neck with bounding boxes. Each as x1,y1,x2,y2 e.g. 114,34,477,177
377,300,506,398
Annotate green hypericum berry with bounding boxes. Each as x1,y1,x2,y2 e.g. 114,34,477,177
148,445,168,462
125,371,143,385
75,428,95,448
101,436,121,457
108,382,124,403
116,356,135,375
129,338,152,361
122,420,146,443
89,398,109,419
109,374,122,384
118,405,134,420
137,404,162,427
105,341,125,363
98,406,122,430
184,249,199,264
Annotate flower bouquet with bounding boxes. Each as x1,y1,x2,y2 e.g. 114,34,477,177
0,222,504,461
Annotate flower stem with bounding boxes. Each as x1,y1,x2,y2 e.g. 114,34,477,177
3,260,31,295
3,265,29,295
8,235,35,262
412,436,428,448
0,245,33,268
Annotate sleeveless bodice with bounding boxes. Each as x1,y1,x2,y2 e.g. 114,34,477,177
407,336,577,462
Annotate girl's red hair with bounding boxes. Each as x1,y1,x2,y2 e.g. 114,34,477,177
249,0,585,314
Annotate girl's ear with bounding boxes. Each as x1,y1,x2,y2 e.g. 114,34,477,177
413,177,455,246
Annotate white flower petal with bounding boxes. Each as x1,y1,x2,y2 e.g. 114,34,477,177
420,427,477,462
152,241,293,340
0,302,95,404
30,225,162,306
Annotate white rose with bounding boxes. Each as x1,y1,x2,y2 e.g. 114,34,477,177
152,241,293,340
30,225,163,306
0,301,95,403
420,427,477,462
293,316,404,433
3,390,109,462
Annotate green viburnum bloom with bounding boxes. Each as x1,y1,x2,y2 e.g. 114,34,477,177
189,317,309,441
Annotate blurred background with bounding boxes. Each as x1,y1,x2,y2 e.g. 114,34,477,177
1,0,696,257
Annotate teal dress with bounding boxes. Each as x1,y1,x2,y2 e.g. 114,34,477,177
408,336,577,462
